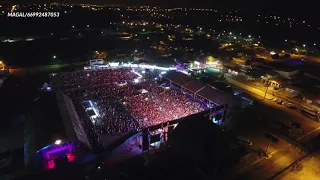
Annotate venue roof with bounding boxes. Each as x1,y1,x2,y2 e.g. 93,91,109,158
183,80,207,92
162,71,238,106
25,92,68,163
162,71,193,86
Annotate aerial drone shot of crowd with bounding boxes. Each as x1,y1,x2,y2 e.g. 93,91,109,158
51,67,207,139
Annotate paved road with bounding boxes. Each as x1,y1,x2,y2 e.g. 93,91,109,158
275,151,320,180
229,146,303,180
226,76,320,180
226,76,273,99
226,75,317,111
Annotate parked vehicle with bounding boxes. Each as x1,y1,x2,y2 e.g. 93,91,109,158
276,99,284,104
301,106,320,121
283,120,301,129
284,102,296,109
236,136,253,146
279,124,292,134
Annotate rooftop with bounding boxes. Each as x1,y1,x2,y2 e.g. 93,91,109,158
163,71,238,106
25,92,68,163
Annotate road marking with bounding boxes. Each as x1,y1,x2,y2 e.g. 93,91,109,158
237,147,283,173
237,142,303,173
237,157,265,173
297,126,320,140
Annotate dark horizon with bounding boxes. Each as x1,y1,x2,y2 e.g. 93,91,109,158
1,0,317,18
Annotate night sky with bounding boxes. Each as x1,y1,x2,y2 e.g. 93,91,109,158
1,0,315,7
2,0,318,18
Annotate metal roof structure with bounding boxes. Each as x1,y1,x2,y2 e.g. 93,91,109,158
162,71,238,106
162,71,193,86
196,86,234,106
25,91,91,165
183,80,207,93
25,92,68,165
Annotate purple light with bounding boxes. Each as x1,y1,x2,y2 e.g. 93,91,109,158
43,144,73,161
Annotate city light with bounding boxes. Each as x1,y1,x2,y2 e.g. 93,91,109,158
53,55,56,59
0,61,4,70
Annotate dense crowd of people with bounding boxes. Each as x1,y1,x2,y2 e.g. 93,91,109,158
52,68,206,142
51,68,137,90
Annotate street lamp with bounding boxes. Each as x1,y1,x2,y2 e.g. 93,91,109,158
303,44,306,47
52,55,56,64
263,81,270,100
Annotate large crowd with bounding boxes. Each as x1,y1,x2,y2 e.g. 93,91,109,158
52,68,206,141
51,68,137,90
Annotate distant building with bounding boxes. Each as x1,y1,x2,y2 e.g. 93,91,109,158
267,62,300,79
89,59,104,66
273,69,299,79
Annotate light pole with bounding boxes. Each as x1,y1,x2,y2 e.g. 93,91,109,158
265,139,272,156
263,81,270,100
52,55,56,64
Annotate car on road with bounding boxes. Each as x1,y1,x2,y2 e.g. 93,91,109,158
236,136,253,147
278,124,292,134
276,99,284,104
284,120,293,127
284,120,302,129
283,102,297,109
281,121,303,134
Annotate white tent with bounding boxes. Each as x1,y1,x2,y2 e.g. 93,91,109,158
42,82,49,89
139,89,148,94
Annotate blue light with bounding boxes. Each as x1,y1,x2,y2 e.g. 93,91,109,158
151,141,160,147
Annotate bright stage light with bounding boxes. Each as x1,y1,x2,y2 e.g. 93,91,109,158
55,139,62,145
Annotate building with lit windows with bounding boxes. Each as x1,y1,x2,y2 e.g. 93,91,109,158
24,91,91,171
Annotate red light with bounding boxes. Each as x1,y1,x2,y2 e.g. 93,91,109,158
47,160,55,169
66,153,75,162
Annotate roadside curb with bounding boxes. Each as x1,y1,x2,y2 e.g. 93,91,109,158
266,153,310,180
